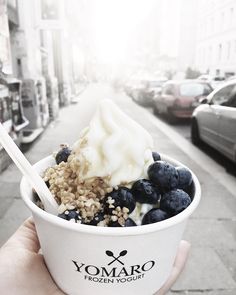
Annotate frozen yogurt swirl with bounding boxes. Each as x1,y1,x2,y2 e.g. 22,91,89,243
72,99,154,186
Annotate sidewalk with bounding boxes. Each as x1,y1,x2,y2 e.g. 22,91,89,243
0,84,236,294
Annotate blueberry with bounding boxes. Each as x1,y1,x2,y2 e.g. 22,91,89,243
67,210,80,220
125,218,137,227
58,212,68,220
89,212,105,226
183,181,194,199
45,180,50,188
58,209,82,222
108,220,122,227
161,189,191,216
108,218,137,227
131,179,161,204
142,208,169,225
104,187,136,214
55,147,71,164
33,189,39,201
176,167,193,189
152,152,161,161
147,161,179,191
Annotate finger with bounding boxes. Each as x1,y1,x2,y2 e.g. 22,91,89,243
154,240,191,295
3,217,40,253
173,240,191,269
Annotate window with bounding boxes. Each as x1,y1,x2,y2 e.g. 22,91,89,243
179,83,212,97
230,7,234,26
7,0,17,9
17,58,23,78
221,86,236,107
206,20,210,36
202,48,206,65
218,43,222,60
197,48,201,65
211,84,235,105
227,41,231,59
221,12,225,29
208,46,212,64
41,0,59,20
228,93,236,107
210,17,214,33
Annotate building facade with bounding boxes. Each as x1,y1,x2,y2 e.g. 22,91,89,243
0,0,75,172
154,0,198,76
0,0,13,74
195,0,236,77
177,0,198,72
9,0,73,109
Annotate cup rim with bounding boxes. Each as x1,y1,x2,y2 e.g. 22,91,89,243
20,154,201,236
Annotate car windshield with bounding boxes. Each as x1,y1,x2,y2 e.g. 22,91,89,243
179,83,212,97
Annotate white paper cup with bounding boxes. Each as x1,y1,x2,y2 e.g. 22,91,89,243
20,154,201,295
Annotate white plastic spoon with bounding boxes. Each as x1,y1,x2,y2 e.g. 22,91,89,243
0,122,58,214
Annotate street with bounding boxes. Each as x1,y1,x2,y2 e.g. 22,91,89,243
0,84,236,295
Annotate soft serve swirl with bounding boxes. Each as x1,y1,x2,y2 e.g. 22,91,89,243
72,99,154,186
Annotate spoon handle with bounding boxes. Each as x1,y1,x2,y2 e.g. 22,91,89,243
0,123,58,214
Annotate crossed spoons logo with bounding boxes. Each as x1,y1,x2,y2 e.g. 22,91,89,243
105,250,128,265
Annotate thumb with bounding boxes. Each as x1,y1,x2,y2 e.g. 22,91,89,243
3,217,40,253
155,240,191,295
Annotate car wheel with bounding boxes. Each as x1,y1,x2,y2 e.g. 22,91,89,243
131,91,136,100
166,110,176,124
191,118,201,145
153,105,160,116
138,95,145,106
135,93,142,104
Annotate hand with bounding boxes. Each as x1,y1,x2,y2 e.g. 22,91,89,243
0,218,190,295
0,217,64,295
154,240,191,295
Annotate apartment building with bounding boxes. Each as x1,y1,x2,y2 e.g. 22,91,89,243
195,0,236,77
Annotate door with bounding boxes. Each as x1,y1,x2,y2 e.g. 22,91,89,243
217,85,236,160
198,84,235,148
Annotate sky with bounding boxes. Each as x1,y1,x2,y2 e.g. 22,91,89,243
69,0,183,78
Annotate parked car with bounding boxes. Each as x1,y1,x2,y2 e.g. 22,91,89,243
129,80,152,106
124,79,142,98
126,78,167,107
153,80,213,122
191,79,236,163
197,74,225,89
145,78,168,104
226,75,236,81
